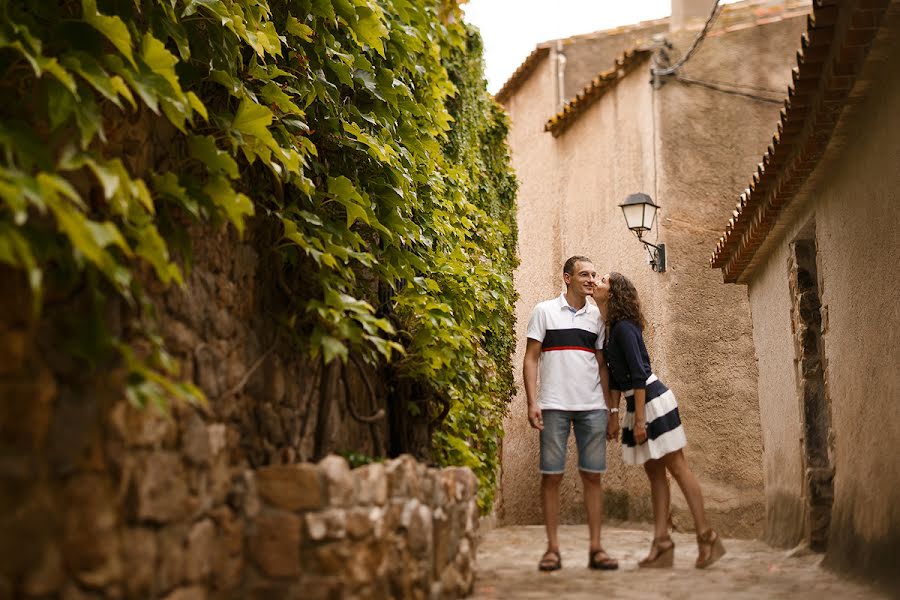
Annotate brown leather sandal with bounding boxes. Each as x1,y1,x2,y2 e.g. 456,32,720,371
638,536,675,568
538,549,562,572
588,548,619,570
695,528,726,569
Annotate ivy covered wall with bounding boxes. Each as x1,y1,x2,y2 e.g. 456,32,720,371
0,0,517,514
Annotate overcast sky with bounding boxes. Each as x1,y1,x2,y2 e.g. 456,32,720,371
462,0,739,93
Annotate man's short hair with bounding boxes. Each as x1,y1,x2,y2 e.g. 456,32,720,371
564,255,593,275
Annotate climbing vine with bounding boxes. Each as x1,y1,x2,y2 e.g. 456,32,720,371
0,0,517,510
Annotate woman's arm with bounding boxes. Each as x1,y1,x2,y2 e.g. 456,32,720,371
633,387,648,444
619,323,650,443
608,388,622,441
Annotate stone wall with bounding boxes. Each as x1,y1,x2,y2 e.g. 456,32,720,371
246,455,478,599
0,214,478,599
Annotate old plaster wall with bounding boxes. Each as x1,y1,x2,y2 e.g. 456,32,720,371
746,47,900,583
816,57,900,582
499,55,566,526
552,70,661,526
500,13,808,536
746,239,807,548
650,16,809,537
559,22,669,101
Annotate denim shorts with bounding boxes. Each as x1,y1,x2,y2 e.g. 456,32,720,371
539,409,608,474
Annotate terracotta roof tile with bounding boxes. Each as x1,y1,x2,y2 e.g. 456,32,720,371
710,0,893,282
495,0,812,105
493,46,550,105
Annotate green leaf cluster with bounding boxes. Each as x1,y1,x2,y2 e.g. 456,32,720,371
0,0,517,511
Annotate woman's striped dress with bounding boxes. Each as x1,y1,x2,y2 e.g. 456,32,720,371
604,320,687,465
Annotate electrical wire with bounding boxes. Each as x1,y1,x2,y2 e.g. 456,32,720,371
678,75,783,95
673,74,784,104
652,0,722,77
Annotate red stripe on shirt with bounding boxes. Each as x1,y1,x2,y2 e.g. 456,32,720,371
542,346,595,353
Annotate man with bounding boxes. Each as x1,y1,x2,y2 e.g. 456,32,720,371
523,255,620,571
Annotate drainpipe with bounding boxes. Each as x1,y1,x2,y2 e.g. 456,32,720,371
555,39,567,110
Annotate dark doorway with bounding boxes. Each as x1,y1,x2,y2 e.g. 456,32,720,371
789,222,834,551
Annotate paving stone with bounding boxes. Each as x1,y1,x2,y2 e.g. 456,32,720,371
470,525,888,599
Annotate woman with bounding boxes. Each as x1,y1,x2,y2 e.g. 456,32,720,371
593,272,726,569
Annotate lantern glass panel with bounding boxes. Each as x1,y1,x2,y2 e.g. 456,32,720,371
643,202,658,230
622,204,647,232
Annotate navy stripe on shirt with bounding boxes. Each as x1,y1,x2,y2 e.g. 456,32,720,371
542,328,598,353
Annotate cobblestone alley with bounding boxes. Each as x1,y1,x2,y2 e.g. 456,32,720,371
471,525,890,600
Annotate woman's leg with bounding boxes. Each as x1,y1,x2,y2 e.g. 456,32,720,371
643,458,671,540
661,449,709,534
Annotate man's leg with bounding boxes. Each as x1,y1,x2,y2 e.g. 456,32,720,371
574,410,617,568
542,473,564,552
580,470,604,551
539,410,568,563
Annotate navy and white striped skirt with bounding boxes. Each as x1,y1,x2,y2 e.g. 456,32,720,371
621,374,687,465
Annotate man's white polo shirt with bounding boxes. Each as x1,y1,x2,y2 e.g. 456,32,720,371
526,293,606,411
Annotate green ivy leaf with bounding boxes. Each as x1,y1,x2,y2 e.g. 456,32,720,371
186,92,208,121
260,82,302,115
231,97,278,151
353,6,389,57
203,175,253,237
188,135,239,179
141,33,183,97
63,53,124,109
132,223,183,285
82,0,136,67
0,223,42,314
320,335,348,364
285,16,314,41
47,80,77,130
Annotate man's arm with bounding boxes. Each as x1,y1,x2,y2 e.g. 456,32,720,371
596,350,619,440
523,338,543,430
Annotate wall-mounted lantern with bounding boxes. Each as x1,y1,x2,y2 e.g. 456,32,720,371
619,193,666,273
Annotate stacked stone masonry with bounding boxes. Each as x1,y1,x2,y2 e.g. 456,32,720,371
247,455,479,600
0,220,478,599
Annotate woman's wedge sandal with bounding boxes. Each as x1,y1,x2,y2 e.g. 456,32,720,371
538,549,562,572
588,548,619,570
695,529,726,569
638,537,675,568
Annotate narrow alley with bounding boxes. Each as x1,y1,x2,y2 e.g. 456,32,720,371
472,525,888,600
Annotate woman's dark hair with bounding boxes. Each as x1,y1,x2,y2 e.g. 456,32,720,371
606,272,647,330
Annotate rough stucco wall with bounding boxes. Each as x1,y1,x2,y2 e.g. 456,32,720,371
812,55,900,585
747,232,807,548
740,17,900,588
560,24,669,101
500,15,808,535
499,57,565,526
650,16,808,537
554,70,662,526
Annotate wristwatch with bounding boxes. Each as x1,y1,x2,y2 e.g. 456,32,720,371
609,407,619,414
